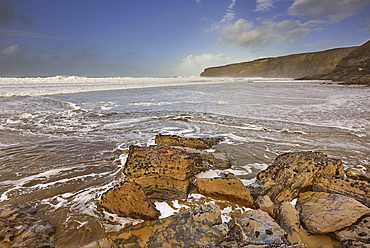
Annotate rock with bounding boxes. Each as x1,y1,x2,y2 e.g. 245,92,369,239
312,176,370,208
248,151,345,204
229,209,287,244
0,204,56,248
296,191,370,234
196,173,256,209
123,145,209,201
110,204,228,248
299,228,340,248
155,134,222,149
335,215,370,248
200,46,356,78
346,166,370,182
276,202,302,244
99,181,160,220
255,195,275,218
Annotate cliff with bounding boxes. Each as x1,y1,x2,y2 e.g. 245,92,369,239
298,40,370,85
200,47,356,78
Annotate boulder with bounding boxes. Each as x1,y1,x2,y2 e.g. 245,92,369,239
228,209,287,244
335,215,370,248
276,202,302,244
99,181,160,220
155,134,222,149
255,195,275,218
312,176,370,208
296,191,370,234
0,204,56,248
249,151,345,204
123,145,209,201
110,204,228,248
196,173,256,209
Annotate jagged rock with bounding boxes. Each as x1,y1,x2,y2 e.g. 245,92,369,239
196,173,256,209
229,209,287,244
255,195,275,218
296,191,370,234
346,166,370,182
155,134,222,149
0,204,56,248
248,151,345,204
110,204,228,248
335,215,370,248
312,176,370,208
299,228,339,248
123,145,209,201
276,202,302,244
99,181,160,220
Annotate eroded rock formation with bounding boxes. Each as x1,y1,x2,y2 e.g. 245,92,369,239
249,151,345,204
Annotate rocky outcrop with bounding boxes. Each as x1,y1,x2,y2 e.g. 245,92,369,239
155,134,222,149
200,47,355,78
228,209,287,244
99,181,160,220
298,40,370,85
335,215,370,248
0,204,56,248
249,151,345,204
123,145,208,201
110,204,228,248
196,173,255,208
346,166,370,182
296,191,370,234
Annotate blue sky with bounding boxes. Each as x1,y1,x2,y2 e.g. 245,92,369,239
0,0,370,77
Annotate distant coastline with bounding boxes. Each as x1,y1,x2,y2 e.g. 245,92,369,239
201,40,370,85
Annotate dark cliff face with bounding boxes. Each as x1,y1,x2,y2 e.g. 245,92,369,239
200,47,356,78
308,40,370,85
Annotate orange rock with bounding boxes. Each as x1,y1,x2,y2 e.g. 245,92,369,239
196,173,255,209
99,181,160,220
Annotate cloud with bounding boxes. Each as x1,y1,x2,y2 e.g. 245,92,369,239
195,0,202,6
177,53,234,76
216,18,322,50
288,0,370,22
0,30,76,40
0,44,26,61
205,0,238,33
254,0,275,12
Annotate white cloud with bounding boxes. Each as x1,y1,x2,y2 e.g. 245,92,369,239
216,18,322,50
288,0,370,22
205,0,238,33
0,29,76,40
177,54,234,76
254,0,274,12
195,0,202,6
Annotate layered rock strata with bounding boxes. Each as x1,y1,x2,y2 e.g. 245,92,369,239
123,145,208,201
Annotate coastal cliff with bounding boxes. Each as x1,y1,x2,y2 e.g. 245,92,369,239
200,47,356,78
298,40,370,85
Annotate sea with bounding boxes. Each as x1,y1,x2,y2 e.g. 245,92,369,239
0,76,369,247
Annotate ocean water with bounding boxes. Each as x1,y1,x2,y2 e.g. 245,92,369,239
0,76,369,246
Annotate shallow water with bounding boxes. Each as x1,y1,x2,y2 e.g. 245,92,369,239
0,76,369,246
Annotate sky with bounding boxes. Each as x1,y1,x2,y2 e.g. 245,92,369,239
0,0,370,77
